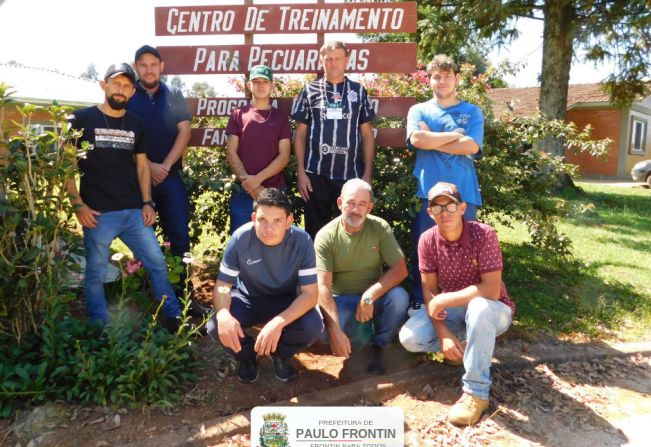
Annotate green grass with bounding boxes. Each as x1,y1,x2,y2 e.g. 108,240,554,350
495,182,651,341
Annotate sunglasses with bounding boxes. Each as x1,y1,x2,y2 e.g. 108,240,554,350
430,203,459,215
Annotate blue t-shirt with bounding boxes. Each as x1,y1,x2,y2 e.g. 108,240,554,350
406,100,484,206
292,77,376,181
217,223,317,300
127,82,191,174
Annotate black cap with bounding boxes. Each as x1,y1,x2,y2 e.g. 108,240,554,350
135,45,162,61
104,63,136,84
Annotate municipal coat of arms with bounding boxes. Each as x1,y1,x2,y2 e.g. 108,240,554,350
259,412,289,447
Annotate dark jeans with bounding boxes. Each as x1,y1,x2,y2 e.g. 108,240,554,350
207,294,324,361
229,190,254,235
319,287,410,348
304,172,346,239
153,171,190,258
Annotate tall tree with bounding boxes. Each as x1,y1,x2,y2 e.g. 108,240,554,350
170,76,186,93
363,1,492,73
415,0,651,156
190,81,215,98
79,63,98,81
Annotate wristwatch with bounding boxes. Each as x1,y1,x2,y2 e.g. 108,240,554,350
143,200,156,210
361,296,373,305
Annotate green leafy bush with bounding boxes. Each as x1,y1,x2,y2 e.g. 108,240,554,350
0,83,81,342
1,302,200,417
0,85,201,416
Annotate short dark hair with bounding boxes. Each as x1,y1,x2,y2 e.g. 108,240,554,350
253,188,292,216
320,41,349,56
135,45,162,62
427,54,459,75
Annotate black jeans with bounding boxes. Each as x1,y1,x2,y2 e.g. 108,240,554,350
304,172,346,239
208,294,324,361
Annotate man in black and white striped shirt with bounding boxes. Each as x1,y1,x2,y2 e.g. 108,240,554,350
292,41,376,239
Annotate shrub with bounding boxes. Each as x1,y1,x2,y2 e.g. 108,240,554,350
0,85,201,416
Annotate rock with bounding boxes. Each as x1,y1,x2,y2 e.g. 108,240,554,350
95,442,112,447
11,404,68,445
419,384,434,399
113,414,121,427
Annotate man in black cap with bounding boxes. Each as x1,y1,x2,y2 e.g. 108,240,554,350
66,63,183,328
127,45,205,314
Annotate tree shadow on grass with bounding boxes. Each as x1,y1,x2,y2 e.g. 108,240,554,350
501,242,650,337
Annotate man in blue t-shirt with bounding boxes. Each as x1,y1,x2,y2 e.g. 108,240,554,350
406,55,485,310
292,41,376,239
207,188,323,383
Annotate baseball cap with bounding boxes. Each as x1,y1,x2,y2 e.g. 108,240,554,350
428,182,462,205
135,45,162,61
249,65,273,81
104,63,136,84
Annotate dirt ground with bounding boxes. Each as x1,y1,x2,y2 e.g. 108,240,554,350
2,270,650,446
3,340,650,447
207,354,651,447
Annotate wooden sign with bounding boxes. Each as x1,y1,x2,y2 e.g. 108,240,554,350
159,43,417,74
187,97,416,118
156,2,417,35
191,127,407,148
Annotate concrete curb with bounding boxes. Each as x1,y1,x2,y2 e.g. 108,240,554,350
119,340,651,447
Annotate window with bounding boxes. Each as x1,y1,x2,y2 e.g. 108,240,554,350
630,117,648,155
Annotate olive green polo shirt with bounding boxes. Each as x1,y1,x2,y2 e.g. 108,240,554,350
315,214,404,295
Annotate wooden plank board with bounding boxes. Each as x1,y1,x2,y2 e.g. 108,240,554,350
187,96,416,118
159,43,417,74
156,2,417,35
190,127,407,148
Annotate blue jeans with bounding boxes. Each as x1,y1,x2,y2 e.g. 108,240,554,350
410,198,477,304
320,287,409,348
229,190,254,235
399,298,512,400
83,209,181,323
153,172,190,258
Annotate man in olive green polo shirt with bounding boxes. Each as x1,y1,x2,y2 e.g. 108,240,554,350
314,178,409,374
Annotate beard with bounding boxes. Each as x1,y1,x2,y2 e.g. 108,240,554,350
140,79,160,90
343,213,365,228
106,94,128,110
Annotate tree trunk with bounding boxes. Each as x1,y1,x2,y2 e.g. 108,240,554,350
539,0,575,157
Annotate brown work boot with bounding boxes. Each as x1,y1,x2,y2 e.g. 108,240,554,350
447,393,489,426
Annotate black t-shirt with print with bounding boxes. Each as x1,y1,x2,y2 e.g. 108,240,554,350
70,106,147,212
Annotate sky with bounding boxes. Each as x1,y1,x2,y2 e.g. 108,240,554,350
0,0,613,93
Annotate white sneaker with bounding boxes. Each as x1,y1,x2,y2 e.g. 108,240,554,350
407,302,422,317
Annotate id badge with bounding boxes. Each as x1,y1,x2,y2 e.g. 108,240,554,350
326,103,343,119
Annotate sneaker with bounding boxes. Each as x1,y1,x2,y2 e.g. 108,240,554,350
238,359,259,384
447,393,489,426
272,355,297,382
407,302,422,317
367,344,387,374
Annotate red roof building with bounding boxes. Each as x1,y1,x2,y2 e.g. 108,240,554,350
489,84,651,178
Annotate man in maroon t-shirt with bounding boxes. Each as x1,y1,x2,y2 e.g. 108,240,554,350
399,182,514,426
226,65,292,234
